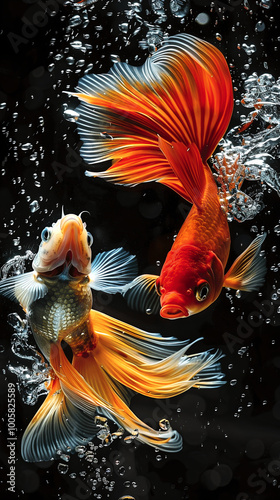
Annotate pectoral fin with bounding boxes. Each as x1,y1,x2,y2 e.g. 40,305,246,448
223,233,266,291
0,271,48,312
122,274,160,315
89,247,137,293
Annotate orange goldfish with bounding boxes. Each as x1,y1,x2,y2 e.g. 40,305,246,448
71,33,266,319
0,212,225,461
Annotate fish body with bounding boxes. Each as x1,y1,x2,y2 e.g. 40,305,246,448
156,142,230,318
28,273,92,351
0,212,225,461
72,34,266,319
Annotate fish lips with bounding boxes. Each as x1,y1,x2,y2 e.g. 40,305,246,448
160,292,190,319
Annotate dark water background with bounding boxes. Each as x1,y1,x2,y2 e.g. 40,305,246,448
0,1,280,499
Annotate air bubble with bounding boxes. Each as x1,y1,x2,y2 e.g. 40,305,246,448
118,496,136,500
64,109,79,122
118,466,126,476
66,56,75,65
255,21,265,32
159,419,170,430
58,463,69,474
21,143,33,151
29,200,40,213
260,0,271,8
70,15,82,26
70,40,83,49
170,0,190,19
195,12,209,25
242,43,256,55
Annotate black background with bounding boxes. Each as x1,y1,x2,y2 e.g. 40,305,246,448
0,1,280,499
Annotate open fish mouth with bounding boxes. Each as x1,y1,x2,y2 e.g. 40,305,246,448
66,250,72,264
39,250,83,278
160,304,189,319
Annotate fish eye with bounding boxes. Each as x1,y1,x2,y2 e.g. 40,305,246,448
41,227,52,242
87,232,93,247
195,282,210,302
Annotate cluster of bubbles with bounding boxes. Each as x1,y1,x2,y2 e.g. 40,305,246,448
7,313,50,405
1,250,34,278
54,414,170,499
213,73,280,223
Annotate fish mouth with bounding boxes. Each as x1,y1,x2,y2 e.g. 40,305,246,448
40,250,83,278
160,304,189,319
66,250,72,264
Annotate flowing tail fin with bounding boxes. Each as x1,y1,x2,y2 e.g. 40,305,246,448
70,33,233,198
51,310,225,453
21,377,98,462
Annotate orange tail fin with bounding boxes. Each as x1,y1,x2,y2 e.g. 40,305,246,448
51,310,224,452
21,377,98,462
72,34,233,198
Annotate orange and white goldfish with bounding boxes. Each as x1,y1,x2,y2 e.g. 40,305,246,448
0,212,225,461
71,33,266,319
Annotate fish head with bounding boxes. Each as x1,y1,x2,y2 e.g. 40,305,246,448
157,246,224,319
32,213,93,276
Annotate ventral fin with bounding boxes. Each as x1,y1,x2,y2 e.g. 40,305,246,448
223,233,266,291
158,137,206,207
0,271,48,312
122,274,160,315
89,247,137,294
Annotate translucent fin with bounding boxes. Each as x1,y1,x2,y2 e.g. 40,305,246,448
223,233,267,291
122,274,160,315
21,377,98,462
74,350,183,453
158,138,206,207
49,337,180,452
50,342,120,418
0,272,47,312
51,311,224,453
72,310,224,452
72,33,233,197
90,310,226,396
89,247,137,293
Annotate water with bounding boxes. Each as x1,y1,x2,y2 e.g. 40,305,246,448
1,1,280,499
214,72,280,222
7,313,50,405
